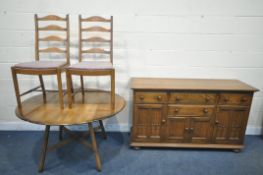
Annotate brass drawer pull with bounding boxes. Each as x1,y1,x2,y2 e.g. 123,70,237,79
205,96,211,101
185,128,189,131
203,108,208,113
175,96,181,101
157,96,162,101
241,97,248,102
161,119,166,123
224,97,229,102
139,95,144,100
174,108,179,113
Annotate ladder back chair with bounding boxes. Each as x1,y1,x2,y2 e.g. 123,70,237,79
11,14,70,112
66,15,114,108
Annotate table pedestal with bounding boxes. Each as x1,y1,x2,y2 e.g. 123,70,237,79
38,121,106,172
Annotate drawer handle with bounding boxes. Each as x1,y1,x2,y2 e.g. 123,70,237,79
224,97,229,102
139,95,144,100
174,108,179,113
241,97,248,102
205,96,211,101
185,128,189,131
203,108,208,113
157,96,162,101
175,96,181,101
161,119,166,123
190,128,194,132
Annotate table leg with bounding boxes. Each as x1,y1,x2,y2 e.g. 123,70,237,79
99,120,107,139
38,125,50,172
59,126,63,140
88,122,102,171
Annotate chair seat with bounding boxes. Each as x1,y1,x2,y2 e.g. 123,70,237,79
68,61,113,70
13,61,67,69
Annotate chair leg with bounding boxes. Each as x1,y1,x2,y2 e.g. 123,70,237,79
80,75,85,97
88,122,102,172
39,75,47,103
38,125,50,172
66,70,73,108
59,126,63,140
111,70,115,106
99,120,107,139
11,68,22,113
56,69,64,109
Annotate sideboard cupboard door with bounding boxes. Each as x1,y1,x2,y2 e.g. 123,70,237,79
165,117,212,143
132,104,165,142
165,117,190,143
190,117,212,144
212,106,249,144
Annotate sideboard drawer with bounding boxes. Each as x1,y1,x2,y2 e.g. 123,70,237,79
135,92,167,103
219,93,252,106
168,105,215,117
169,92,217,104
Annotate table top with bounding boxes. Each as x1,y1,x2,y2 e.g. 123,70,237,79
15,90,126,126
130,78,258,92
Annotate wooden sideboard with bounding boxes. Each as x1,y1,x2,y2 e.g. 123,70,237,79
130,78,258,151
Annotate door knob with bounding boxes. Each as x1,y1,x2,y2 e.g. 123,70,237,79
205,96,211,101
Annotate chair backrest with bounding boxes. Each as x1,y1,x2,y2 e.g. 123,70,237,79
79,15,113,63
35,14,70,64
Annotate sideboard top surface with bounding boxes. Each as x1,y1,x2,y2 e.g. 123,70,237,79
130,78,258,92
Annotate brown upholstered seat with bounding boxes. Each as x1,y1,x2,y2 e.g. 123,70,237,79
68,61,113,70
14,61,67,69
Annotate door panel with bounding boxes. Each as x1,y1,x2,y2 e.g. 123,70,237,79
190,118,211,143
213,106,249,144
165,117,189,143
132,104,164,142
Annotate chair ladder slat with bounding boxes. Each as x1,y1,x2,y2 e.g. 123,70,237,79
38,15,66,21
82,37,110,42
81,26,110,32
39,25,67,31
82,48,110,54
81,16,111,22
39,35,66,42
39,47,66,53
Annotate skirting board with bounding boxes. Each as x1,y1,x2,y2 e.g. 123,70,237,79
0,121,262,135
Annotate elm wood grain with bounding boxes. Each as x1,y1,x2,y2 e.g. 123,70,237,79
11,14,70,111
15,90,125,172
131,78,258,151
130,142,244,150
131,78,258,92
66,15,115,108
169,92,217,104
15,90,125,126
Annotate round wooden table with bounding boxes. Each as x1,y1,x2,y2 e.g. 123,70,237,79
15,90,125,172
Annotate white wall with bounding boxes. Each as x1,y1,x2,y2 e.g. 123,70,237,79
0,0,263,134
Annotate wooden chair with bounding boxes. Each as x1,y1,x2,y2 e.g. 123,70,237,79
11,14,70,112
66,15,114,108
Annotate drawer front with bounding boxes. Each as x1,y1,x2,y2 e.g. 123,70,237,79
219,93,252,106
168,105,215,117
169,92,217,104
135,92,167,103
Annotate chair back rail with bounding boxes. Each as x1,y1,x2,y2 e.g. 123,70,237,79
35,14,70,64
79,15,113,63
